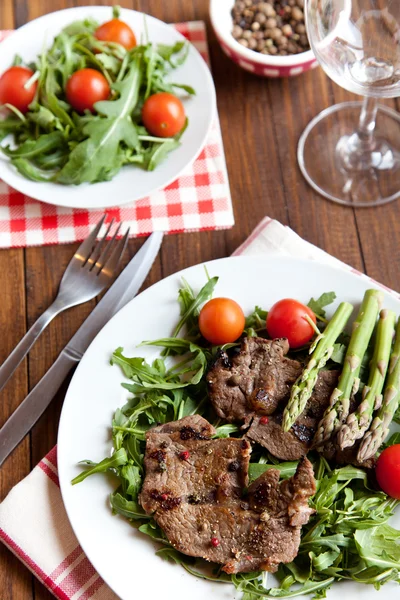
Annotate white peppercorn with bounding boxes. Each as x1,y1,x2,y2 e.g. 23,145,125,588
255,12,267,24
265,17,277,29
270,27,283,40
232,25,243,39
282,24,293,37
251,21,261,31
292,7,304,21
261,3,276,17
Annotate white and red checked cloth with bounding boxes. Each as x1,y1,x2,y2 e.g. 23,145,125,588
0,22,234,248
1,216,399,600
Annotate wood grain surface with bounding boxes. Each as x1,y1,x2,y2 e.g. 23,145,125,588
1,1,400,598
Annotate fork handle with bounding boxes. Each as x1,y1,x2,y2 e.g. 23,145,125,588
0,300,62,394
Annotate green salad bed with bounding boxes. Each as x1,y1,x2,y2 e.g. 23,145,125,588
72,275,400,599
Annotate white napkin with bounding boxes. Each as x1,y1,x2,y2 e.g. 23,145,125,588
0,217,397,600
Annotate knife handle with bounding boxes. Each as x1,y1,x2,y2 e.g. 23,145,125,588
0,349,80,468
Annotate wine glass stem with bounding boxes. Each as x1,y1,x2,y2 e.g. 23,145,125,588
357,96,378,148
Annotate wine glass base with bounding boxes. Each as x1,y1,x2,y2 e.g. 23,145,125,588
298,101,400,207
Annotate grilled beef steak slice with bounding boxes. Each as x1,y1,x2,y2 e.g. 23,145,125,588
140,415,316,573
247,414,312,460
207,337,302,426
246,370,339,460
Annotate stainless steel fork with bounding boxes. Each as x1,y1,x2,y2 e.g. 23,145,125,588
0,215,130,393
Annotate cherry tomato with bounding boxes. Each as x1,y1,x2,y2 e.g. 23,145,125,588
0,66,37,114
142,92,186,138
66,69,110,113
376,445,400,499
95,19,137,50
266,298,316,348
199,298,245,345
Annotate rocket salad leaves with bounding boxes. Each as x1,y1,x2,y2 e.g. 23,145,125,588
72,276,400,598
0,8,194,184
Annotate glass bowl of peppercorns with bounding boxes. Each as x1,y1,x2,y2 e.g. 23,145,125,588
210,0,317,77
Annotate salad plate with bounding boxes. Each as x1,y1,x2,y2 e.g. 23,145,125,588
58,256,400,600
0,6,215,209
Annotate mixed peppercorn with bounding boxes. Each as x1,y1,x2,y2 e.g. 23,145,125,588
231,0,310,56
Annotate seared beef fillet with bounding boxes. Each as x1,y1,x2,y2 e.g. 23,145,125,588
140,415,316,574
207,337,302,426
247,370,339,460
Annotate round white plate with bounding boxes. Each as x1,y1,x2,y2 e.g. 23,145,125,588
58,256,400,600
0,6,215,209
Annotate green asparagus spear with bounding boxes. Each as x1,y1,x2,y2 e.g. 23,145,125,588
358,318,400,463
282,302,353,432
313,289,383,449
337,308,396,450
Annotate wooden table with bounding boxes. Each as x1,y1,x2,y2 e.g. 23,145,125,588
1,1,399,598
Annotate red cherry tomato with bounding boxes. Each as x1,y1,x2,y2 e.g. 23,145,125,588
376,445,400,499
66,69,110,113
95,19,137,50
0,66,37,113
199,298,245,345
266,298,316,348
142,92,186,138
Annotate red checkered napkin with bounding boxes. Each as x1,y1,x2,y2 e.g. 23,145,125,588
1,217,399,600
0,22,233,248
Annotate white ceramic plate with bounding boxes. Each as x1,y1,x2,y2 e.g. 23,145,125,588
0,6,215,209
58,256,400,600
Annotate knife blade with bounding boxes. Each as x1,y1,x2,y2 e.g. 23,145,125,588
0,231,163,467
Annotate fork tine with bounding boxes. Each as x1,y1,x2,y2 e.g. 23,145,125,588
100,228,130,277
86,218,114,270
94,222,122,273
74,215,106,264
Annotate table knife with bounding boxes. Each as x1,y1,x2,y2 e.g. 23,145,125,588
0,231,163,468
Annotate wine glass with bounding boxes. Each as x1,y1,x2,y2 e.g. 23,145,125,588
298,0,400,207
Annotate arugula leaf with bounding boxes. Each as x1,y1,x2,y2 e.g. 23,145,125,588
71,447,128,484
355,526,400,570
139,521,171,543
310,550,340,571
248,462,298,483
245,306,268,333
0,118,23,142
173,275,218,337
3,131,66,158
157,41,186,63
383,432,400,448
112,342,208,390
331,342,347,364
308,292,337,319
110,491,149,519
120,463,142,498
147,138,180,171
213,424,241,438
10,158,57,182
57,58,142,184
26,106,63,130
238,577,335,598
